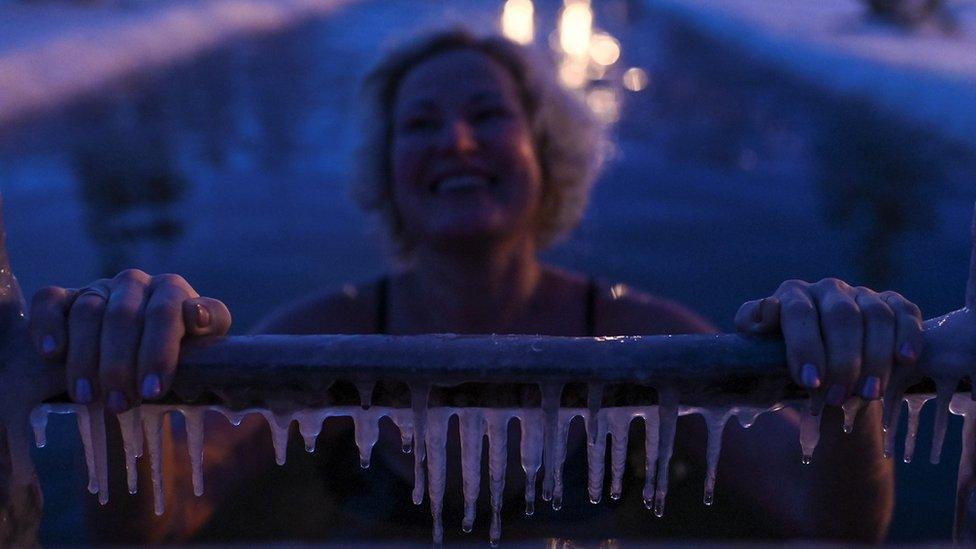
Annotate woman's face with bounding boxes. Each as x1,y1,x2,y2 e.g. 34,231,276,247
390,48,543,253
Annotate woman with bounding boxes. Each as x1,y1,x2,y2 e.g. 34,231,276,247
29,30,919,543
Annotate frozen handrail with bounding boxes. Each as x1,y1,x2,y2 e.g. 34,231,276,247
4,199,976,544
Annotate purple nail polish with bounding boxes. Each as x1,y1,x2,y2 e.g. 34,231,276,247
196,303,211,328
41,335,56,356
861,376,882,400
800,363,821,389
74,378,93,404
900,342,917,360
107,391,128,413
141,374,161,399
826,385,847,406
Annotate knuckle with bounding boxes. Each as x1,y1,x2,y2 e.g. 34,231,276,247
822,299,861,324
814,277,847,291
782,298,814,318
776,279,807,293
145,299,180,323
153,273,188,289
69,296,106,320
32,286,64,306
860,301,894,323
104,300,142,326
115,268,150,286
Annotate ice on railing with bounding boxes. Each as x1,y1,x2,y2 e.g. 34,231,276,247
27,379,975,545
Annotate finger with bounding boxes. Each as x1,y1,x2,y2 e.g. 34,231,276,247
854,291,895,400
882,291,925,368
182,297,232,338
29,286,73,360
66,288,110,404
734,297,781,335
778,288,825,391
98,269,151,413
138,278,196,400
814,288,863,406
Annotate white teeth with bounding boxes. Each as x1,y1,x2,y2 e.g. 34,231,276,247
436,176,490,193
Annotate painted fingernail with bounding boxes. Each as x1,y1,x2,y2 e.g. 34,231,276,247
195,303,211,328
826,384,847,406
74,378,93,404
107,391,128,413
141,374,161,399
800,363,821,389
40,334,56,356
900,342,917,360
861,376,882,400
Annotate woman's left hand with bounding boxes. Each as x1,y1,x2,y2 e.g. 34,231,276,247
735,278,924,406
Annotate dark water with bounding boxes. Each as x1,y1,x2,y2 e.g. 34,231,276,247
1,0,975,543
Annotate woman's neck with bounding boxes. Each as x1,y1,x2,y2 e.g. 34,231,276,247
396,239,543,333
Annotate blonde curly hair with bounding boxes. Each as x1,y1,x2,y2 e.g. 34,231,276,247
352,28,608,262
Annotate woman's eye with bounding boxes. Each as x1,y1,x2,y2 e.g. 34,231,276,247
472,107,510,123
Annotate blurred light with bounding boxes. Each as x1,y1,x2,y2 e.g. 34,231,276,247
558,0,593,60
586,86,620,123
586,63,607,80
589,32,620,66
622,67,649,92
502,0,535,45
559,59,588,89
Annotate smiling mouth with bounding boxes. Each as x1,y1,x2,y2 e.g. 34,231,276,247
430,175,497,194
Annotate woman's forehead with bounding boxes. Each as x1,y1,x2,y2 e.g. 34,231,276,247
394,49,521,111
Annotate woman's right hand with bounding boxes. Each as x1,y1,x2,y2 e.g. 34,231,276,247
28,269,232,413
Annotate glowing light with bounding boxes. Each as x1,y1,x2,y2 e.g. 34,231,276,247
558,0,593,60
559,59,588,89
501,0,535,45
622,67,649,92
586,86,620,124
589,33,620,66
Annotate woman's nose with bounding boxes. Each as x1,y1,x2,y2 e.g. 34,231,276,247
437,119,478,155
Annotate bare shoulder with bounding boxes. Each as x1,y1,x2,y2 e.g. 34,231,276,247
596,281,717,336
250,282,380,335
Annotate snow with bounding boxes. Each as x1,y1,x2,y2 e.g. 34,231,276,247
643,0,976,148
0,0,358,127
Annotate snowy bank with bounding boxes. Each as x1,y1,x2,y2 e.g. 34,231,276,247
0,0,357,128
643,0,976,149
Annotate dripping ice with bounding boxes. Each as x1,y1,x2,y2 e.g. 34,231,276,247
28,382,969,545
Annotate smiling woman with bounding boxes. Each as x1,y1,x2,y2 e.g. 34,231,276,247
29,27,921,544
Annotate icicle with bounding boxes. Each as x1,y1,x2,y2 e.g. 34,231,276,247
118,408,143,494
642,406,660,510
606,408,633,501
183,407,206,496
29,405,50,448
734,407,766,429
654,387,679,517
701,409,731,506
882,390,905,459
458,409,485,532
353,408,380,469
518,409,543,516
540,382,562,504
356,381,375,410
586,408,608,504
411,384,430,505
424,408,451,545
586,382,604,444
841,398,864,434
904,394,934,463
142,406,166,516
486,411,510,547
296,409,326,453
260,411,293,466
951,394,976,540
931,379,956,464
391,409,414,454
75,405,98,496
799,403,822,465
550,409,575,510
89,404,110,505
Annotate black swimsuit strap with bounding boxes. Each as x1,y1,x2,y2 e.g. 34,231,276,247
585,277,598,337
